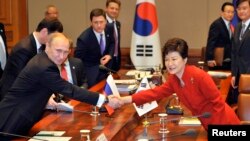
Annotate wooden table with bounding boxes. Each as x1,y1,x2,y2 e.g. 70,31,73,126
13,70,209,141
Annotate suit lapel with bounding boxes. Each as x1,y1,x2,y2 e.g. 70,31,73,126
69,60,77,85
220,18,230,39
90,28,102,55
238,24,250,50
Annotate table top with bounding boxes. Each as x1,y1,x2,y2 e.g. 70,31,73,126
13,70,208,141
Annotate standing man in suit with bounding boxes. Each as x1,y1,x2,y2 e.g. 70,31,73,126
106,0,121,71
0,33,121,140
0,19,63,100
205,2,234,70
0,22,8,78
74,8,115,88
230,0,250,104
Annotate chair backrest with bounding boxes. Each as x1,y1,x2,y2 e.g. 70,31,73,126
237,74,250,121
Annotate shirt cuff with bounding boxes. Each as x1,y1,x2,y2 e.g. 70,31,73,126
96,94,105,107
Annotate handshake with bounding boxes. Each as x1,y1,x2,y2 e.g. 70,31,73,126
105,95,132,109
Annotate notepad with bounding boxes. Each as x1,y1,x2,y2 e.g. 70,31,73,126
178,117,201,126
116,84,137,92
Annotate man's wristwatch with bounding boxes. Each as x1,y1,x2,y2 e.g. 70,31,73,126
104,97,109,104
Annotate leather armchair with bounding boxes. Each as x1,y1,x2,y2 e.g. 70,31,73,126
236,74,250,123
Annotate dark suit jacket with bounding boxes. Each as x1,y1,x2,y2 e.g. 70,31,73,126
0,34,38,100
108,20,121,71
68,57,88,88
0,52,100,137
232,22,250,82
205,17,232,70
0,23,8,78
74,25,115,87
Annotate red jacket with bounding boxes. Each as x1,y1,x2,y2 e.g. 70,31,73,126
132,65,240,130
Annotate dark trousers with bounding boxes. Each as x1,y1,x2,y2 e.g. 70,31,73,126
226,86,239,105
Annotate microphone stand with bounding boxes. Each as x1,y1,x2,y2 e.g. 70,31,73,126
90,106,100,117
137,113,153,140
92,115,104,130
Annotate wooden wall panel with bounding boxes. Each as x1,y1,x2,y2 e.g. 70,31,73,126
0,0,28,53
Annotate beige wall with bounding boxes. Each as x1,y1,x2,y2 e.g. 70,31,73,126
28,0,230,49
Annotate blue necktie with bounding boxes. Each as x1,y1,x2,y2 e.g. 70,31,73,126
100,34,105,54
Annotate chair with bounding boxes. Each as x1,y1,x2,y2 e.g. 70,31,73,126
235,74,250,123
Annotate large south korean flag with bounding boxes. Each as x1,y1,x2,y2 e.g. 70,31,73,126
130,0,163,70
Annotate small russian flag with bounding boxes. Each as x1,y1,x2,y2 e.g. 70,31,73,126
103,74,120,115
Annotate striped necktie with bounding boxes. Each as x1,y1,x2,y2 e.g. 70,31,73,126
113,21,118,56
240,23,246,40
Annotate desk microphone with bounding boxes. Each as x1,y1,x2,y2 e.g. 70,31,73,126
151,129,197,140
147,112,211,125
0,131,48,141
99,65,117,74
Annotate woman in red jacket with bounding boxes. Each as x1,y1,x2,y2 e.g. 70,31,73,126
121,37,240,131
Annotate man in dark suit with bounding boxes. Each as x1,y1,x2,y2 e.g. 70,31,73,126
205,2,234,70
0,19,63,100
230,0,250,104
74,8,115,88
0,22,8,78
0,33,120,140
47,41,88,107
106,0,121,71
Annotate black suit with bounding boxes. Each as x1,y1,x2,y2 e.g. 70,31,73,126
205,17,232,70
232,22,250,83
74,25,114,87
0,34,38,100
109,20,121,71
68,57,88,88
226,22,250,105
0,52,100,139
0,23,8,78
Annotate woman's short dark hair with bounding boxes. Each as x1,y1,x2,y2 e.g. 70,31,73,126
163,38,189,59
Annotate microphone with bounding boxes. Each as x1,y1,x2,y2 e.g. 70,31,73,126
146,112,211,125
99,65,117,73
0,131,48,141
151,129,197,140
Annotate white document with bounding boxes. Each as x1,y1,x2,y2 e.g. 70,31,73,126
36,131,65,136
45,102,73,112
133,77,158,116
29,136,71,141
114,79,137,84
116,84,137,92
178,117,201,126
56,103,73,112
126,70,151,77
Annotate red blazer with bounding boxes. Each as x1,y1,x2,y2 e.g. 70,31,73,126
132,65,240,130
